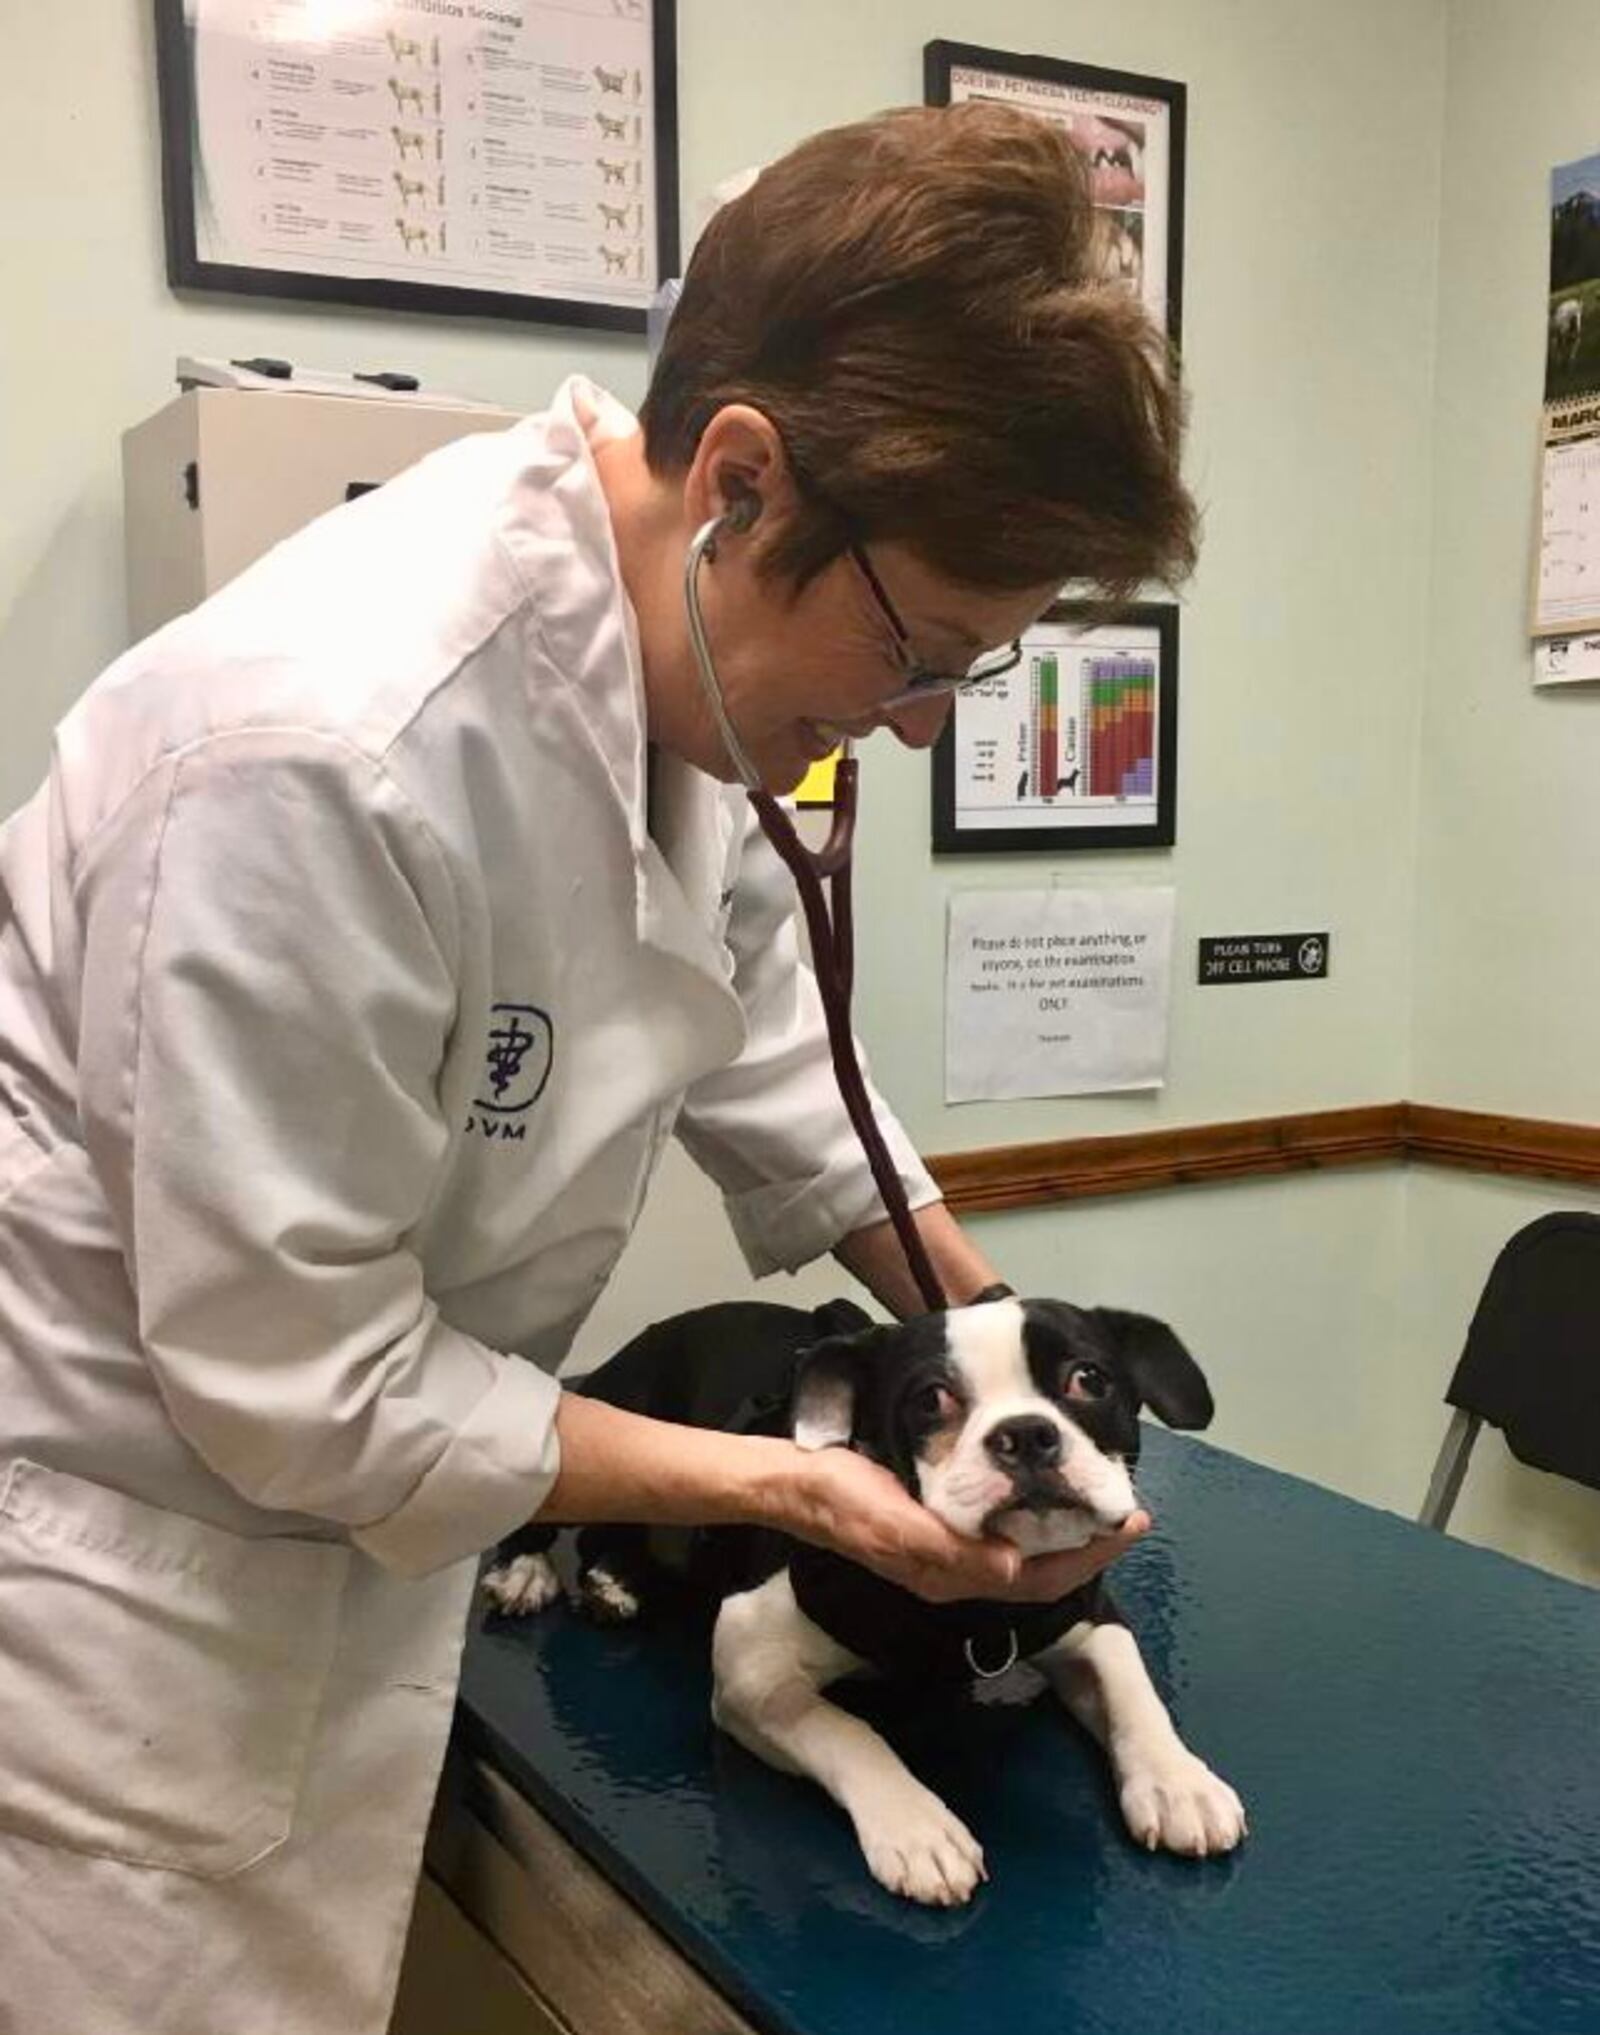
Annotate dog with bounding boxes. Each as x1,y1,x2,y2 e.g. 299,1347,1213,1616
483,1295,1247,1905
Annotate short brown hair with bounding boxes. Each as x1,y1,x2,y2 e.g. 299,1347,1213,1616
640,101,1197,602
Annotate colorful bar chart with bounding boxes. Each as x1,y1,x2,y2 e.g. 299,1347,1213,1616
1028,650,1156,800
1086,655,1156,799
1033,652,1060,798
941,608,1173,850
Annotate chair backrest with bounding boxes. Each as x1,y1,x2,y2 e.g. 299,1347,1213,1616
1445,1211,1600,1493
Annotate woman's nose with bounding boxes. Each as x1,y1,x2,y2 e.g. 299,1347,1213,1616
882,693,955,749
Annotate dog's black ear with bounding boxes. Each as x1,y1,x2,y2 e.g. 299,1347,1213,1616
808,1298,876,1340
1093,1308,1214,1430
790,1325,880,1451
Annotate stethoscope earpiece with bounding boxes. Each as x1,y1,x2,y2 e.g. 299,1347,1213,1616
721,494,761,536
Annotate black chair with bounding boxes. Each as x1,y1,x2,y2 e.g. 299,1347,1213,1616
1419,1211,1600,1531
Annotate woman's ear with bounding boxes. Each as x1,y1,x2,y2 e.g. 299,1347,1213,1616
684,402,793,535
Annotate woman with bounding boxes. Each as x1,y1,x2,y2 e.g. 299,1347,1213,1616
0,101,1195,2033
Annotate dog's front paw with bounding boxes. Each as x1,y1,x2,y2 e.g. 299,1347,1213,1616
1118,1745,1247,1857
852,1781,987,1907
575,1562,642,1624
481,1551,561,1617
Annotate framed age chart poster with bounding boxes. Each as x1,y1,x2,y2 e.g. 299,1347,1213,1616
154,0,679,332
931,605,1178,856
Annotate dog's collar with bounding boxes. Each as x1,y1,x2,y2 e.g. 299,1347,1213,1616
788,1545,1104,1685
962,1618,1021,1679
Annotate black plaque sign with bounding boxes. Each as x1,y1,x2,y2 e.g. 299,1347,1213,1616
1198,933,1330,984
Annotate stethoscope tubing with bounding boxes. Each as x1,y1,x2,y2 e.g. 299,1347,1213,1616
683,517,766,793
685,518,947,1314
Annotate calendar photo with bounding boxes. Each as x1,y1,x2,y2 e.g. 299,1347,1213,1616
1548,150,1600,403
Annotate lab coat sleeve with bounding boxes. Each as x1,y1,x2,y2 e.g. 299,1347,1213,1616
72,732,561,1577
673,815,939,1275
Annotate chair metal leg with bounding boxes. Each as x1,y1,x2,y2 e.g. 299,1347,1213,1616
1418,1408,1482,1531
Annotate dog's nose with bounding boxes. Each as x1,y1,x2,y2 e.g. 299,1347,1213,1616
985,1416,1062,1469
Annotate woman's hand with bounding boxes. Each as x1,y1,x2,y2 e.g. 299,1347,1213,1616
771,1441,1150,1605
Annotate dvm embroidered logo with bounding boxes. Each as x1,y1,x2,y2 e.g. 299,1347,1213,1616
468,1004,553,1141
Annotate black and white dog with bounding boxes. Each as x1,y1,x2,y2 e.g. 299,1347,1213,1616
483,1295,1246,1905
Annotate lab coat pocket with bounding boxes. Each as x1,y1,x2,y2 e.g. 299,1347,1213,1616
0,1458,350,1879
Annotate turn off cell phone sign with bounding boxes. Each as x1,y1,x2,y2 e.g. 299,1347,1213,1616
1198,932,1330,984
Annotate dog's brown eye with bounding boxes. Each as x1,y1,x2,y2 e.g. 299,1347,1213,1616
1066,1363,1111,1402
911,1383,959,1423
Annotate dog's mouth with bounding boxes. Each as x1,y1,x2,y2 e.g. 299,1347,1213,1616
983,1477,1092,1553
986,1472,1071,1520
981,1470,1135,1555
984,1499,1099,1555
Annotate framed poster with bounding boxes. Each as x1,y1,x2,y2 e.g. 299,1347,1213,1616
924,39,1185,344
931,604,1178,855
153,0,679,333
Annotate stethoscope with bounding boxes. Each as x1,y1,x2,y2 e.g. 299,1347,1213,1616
683,511,948,1315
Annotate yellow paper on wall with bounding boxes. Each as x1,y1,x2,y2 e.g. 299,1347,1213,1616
793,750,839,808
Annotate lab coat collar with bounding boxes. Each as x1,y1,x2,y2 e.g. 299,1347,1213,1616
497,376,648,833
499,377,741,996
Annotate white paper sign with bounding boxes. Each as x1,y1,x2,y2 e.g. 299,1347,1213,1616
1534,629,1600,685
946,888,1175,1103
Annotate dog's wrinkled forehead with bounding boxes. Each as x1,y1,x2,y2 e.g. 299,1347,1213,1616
1016,1299,1126,1389
803,1300,1122,1432
789,1294,1212,1464
943,1297,1060,1404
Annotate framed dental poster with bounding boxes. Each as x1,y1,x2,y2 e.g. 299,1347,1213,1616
931,604,1179,856
924,39,1185,344
153,0,680,333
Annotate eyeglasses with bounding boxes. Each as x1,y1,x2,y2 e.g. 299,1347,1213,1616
846,542,1023,706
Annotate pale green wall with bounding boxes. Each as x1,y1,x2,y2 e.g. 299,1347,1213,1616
1392,0,1600,1582
1415,0,1600,1122
4,5,1596,1581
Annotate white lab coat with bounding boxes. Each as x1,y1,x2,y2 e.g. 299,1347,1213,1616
0,378,935,2034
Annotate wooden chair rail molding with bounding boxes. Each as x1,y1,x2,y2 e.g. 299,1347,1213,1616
928,1103,1600,1215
